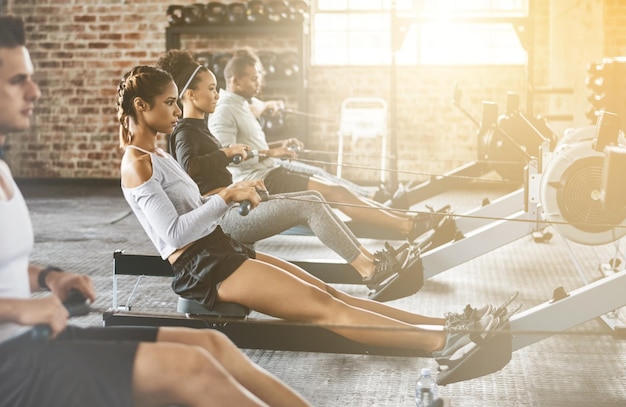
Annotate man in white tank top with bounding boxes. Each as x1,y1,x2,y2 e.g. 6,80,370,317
0,16,56,343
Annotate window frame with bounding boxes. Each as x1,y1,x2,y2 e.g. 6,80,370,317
311,1,529,67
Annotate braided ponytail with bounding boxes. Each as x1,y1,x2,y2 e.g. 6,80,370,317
116,65,173,149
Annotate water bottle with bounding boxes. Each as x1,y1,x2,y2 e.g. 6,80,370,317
415,367,438,407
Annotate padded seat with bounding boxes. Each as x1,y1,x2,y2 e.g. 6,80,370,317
177,297,249,318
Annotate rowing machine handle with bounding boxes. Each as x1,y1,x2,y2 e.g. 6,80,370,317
238,200,252,216
232,149,257,165
287,144,301,153
238,189,270,216
31,290,90,340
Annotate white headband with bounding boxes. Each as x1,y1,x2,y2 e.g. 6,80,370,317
178,65,203,99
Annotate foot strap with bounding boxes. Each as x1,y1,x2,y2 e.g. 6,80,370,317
436,322,513,386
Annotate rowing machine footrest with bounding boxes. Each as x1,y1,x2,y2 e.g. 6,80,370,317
177,297,249,318
368,256,424,302
436,322,512,386
430,217,457,249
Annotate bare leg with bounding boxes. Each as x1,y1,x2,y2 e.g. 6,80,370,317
217,257,446,352
359,245,376,261
156,328,310,407
350,252,378,278
308,177,414,236
256,252,444,326
131,342,268,407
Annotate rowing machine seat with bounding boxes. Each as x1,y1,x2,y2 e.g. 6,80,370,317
112,250,249,318
177,297,249,318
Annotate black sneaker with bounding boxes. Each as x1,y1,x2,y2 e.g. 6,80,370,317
383,183,410,209
372,185,392,203
408,204,451,241
363,242,408,289
444,303,494,330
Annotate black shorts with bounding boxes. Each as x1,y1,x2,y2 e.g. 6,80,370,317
0,325,158,407
171,226,256,309
264,166,310,195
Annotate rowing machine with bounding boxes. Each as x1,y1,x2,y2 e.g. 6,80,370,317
435,111,626,385
104,250,429,357
388,91,556,209
296,112,622,297
312,149,551,290
436,251,626,385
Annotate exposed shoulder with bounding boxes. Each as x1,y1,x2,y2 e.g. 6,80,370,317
120,149,153,188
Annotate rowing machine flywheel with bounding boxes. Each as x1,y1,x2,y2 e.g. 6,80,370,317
540,140,626,245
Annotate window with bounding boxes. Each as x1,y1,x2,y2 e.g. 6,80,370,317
312,0,528,66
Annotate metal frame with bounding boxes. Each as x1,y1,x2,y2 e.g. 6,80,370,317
102,310,428,357
435,266,626,385
510,268,626,350
304,186,538,284
398,98,554,208
318,159,548,285
106,251,428,357
105,245,626,360
435,262,626,385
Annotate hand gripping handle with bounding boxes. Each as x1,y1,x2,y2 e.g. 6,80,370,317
31,290,90,340
239,189,269,216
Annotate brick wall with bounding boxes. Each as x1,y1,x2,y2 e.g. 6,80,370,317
1,0,622,184
3,0,170,178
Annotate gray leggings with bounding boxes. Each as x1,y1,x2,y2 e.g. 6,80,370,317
220,190,362,263
279,160,373,198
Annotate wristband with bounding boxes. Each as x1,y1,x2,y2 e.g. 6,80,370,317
37,266,63,291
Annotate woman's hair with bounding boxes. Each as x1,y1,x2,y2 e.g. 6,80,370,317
116,65,173,148
0,15,26,51
156,49,208,98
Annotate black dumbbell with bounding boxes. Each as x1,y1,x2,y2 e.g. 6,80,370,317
246,0,267,24
194,52,213,69
277,51,300,79
167,5,186,26
227,2,247,25
206,2,227,25
183,3,205,25
212,52,233,84
258,51,279,81
266,0,290,23
288,0,309,23
260,109,286,138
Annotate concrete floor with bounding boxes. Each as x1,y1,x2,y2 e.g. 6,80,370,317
20,180,626,407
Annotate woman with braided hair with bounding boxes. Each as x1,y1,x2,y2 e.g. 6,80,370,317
118,64,498,364
156,49,410,290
